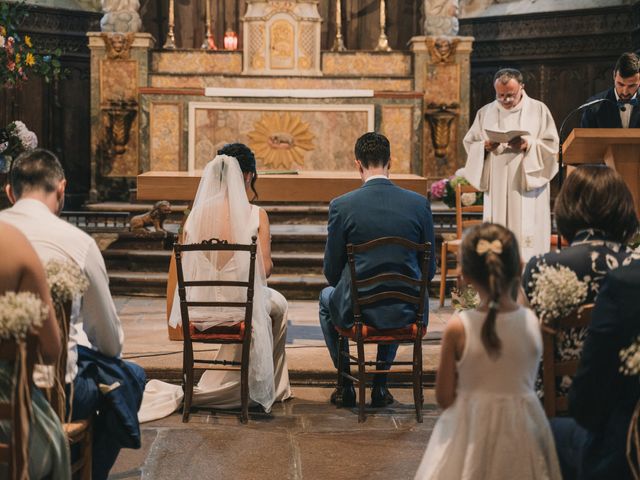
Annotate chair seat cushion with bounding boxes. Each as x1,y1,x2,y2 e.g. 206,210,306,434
336,323,426,342
189,321,246,342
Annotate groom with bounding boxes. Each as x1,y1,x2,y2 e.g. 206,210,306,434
319,132,436,407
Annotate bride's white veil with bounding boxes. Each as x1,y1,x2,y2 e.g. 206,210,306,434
169,154,275,410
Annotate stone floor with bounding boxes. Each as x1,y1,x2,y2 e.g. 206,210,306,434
110,387,440,480
109,296,454,479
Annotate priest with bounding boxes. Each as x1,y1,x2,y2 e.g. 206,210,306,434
463,68,559,261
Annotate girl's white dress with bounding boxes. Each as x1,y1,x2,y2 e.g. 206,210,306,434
415,306,561,480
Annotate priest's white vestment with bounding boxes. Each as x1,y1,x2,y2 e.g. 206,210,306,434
463,92,559,262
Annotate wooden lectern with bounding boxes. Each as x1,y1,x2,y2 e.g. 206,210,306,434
562,128,640,215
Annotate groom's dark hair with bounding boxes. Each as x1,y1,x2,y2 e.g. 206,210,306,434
354,132,390,169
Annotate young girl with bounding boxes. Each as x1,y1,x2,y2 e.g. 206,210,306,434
415,223,561,480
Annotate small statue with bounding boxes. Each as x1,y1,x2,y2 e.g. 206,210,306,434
424,0,460,37
130,201,171,233
100,0,142,33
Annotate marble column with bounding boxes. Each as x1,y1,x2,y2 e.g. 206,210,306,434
410,35,473,182
87,32,154,201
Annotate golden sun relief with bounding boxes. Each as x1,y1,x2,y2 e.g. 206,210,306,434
247,112,315,170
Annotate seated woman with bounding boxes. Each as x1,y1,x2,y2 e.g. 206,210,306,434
522,165,639,398
0,221,70,479
140,144,291,421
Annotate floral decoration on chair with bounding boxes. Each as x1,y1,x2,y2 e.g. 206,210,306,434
0,120,37,172
0,291,47,339
528,263,588,325
0,1,65,87
450,285,480,311
45,259,89,305
430,172,483,208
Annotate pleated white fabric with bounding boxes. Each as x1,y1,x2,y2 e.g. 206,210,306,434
415,307,561,480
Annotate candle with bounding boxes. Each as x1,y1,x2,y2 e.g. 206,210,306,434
168,0,174,26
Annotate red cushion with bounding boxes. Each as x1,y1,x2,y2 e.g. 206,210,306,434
336,323,426,342
189,321,245,342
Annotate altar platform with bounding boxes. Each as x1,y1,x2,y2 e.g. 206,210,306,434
137,170,429,202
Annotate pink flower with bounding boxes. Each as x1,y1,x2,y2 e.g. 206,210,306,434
430,179,447,200
7,61,15,71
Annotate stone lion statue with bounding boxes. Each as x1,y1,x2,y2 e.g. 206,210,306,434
130,201,171,233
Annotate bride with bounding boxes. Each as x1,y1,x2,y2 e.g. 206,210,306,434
139,144,291,422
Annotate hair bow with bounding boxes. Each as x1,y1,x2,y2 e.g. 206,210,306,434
476,239,503,255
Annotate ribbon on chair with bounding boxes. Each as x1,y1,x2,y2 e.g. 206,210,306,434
11,340,32,480
627,398,640,480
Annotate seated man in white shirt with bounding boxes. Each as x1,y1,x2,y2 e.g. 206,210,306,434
0,149,146,480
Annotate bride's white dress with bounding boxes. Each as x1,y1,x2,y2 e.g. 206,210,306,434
138,155,291,423
415,307,561,479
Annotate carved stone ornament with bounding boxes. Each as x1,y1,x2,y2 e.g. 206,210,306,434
424,103,458,158
100,0,142,33
101,32,135,59
130,200,172,233
101,99,138,174
426,37,460,63
424,0,459,36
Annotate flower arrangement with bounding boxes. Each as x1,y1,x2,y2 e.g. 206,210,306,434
0,1,64,87
0,291,48,340
44,259,89,305
451,285,480,311
0,120,37,172
430,173,483,208
528,263,588,324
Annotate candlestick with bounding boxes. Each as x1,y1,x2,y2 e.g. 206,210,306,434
375,0,391,51
163,0,176,49
201,0,217,50
331,0,346,52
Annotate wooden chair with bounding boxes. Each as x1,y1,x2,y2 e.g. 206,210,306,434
541,303,594,417
438,184,482,307
335,236,431,423
175,236,258,424
0,334,37,480
49,301,92,480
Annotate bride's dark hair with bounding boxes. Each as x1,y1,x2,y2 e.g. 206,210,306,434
217,143,258,200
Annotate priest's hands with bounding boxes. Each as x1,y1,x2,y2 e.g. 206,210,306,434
484,140,500,152
507,136,528,151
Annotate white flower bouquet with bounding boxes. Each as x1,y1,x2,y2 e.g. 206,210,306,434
0,291,48,340
45,259,89,305
528,263,588,324
0,120,37,172
451,285,480,311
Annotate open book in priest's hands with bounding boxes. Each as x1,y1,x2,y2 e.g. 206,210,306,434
484,129,530,144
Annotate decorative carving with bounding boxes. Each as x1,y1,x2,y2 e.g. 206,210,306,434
101,99,137,174
426,37,460,63
247,112,315,169
270,20,295,69
424,0,459,36
130,200,171,233
101,32,135,59
425,104,458,158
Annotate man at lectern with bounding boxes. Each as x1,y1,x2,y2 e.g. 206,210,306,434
581,52,640,129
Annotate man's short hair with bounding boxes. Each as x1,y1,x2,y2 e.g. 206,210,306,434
614,52,640,78
9,148,65,199
493,68,524,85
354,132,390,169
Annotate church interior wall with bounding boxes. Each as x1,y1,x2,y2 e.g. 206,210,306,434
3,1,640,204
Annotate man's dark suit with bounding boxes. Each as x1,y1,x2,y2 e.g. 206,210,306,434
580,88,640,128
553,259,640,479
323,177,436,330
319,177,436,383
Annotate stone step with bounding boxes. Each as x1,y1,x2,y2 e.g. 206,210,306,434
108,271,330,298
103,249,325,275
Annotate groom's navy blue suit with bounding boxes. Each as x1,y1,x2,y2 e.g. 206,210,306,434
319,177,436,382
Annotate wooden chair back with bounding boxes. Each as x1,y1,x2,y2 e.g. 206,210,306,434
0,334,37,480
174,236,258,423
541,303,594,417
455,184,483,239
347,236,431,330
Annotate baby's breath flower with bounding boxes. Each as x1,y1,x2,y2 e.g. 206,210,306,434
451,285,480,311
620,336,640,376
0,291,48,340
45,259,89,305
529,263,588,324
